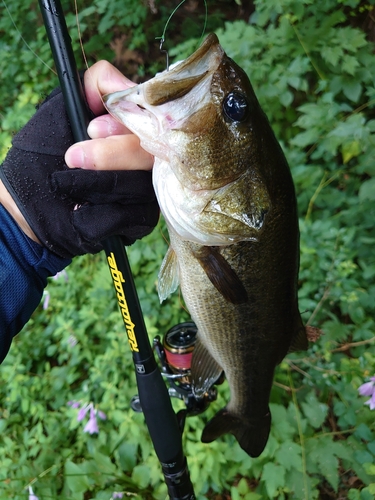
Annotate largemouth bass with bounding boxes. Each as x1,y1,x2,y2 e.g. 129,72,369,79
104,33,308,458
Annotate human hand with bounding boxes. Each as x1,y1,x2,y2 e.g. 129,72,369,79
0,62,159,259
65,61,153,171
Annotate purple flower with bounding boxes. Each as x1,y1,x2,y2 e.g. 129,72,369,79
67,400,106,433
77,404,90,422
67,400,81,409
98,410,107,421
68,335,78,347
358,377,375,409
365,391,375,410
28,486,39,500
112,493,124,499
359,379,375,396
84,407,99,434
52,270,69,281
43,291,50,310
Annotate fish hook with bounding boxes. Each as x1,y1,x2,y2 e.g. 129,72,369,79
155,0,208,72
158,37,170,71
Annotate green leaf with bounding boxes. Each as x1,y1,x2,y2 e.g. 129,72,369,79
323,46,343,66
342,79,362,102
117,441,137,471
342,55,360,75
231,487,240,500
280,90,294,107
361,485,375,500
64,460,90,493
359,178,375,202
132,464,151,489
275,441,302,471
306,437,350,492
348,488,361,500
261,463,286,498
354,450,373,465
363,463,375,476
285,468,320,500
291,128,320,148
91,450,117,475
367,440,375,457
245,494,262,500
367,483,375,494
270,403,297,441
342,140,361,163
301,392,328,429
355,423,374,442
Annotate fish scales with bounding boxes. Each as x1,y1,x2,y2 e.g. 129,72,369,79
104,33,308,457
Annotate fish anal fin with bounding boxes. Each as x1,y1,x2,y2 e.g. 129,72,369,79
193,246,248,305
157,246,179,303
202,408,271,458
191,337,223,398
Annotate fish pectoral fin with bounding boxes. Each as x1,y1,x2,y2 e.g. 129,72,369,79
191,337,224,398
205,169,271,234
192,246,248,304
157,246,180,303
202,408,271,458
288,325,309,353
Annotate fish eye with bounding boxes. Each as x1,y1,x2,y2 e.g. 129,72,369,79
223,92,249,122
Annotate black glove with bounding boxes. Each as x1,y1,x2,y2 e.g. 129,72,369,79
0,87,159,259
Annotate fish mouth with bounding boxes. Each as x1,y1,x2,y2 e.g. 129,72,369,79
103,34,224,142
104,33,223,106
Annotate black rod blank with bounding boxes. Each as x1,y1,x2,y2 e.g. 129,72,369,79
38,1,195,498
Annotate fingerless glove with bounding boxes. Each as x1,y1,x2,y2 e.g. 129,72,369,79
0,87,159,259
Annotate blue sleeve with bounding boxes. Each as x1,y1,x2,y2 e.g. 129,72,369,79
0,204,71,363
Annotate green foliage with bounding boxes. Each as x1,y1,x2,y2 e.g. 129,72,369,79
1,0,375,498
0,0,231,158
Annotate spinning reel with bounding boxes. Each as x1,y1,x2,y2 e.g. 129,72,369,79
131,322,221,428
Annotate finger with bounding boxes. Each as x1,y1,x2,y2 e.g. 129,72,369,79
65,135,154,171
87,114,131,139
84,60,136,116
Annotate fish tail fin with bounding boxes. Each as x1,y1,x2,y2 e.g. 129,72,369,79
201,408,271,458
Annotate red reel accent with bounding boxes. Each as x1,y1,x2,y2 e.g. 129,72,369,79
164,349,193,370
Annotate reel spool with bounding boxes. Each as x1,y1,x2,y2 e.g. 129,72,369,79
163,322,197,381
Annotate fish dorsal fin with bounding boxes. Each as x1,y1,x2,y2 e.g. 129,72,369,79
191,336,224,398
192,246,248,305
157,246,180,303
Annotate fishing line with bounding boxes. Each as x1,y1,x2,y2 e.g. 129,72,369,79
156,0,208,70
74,0,90,75
1,0,56,75
72,0,111,114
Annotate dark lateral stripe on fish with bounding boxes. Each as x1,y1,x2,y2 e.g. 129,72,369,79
192,246,248,305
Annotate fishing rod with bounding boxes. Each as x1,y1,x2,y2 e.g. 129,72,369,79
37,1,196,498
